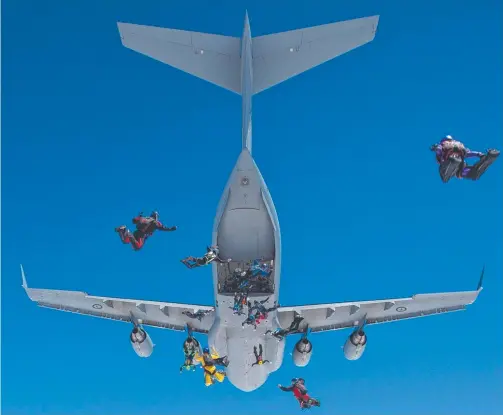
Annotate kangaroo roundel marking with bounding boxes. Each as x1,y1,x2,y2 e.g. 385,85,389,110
396,306,407,312
241,176,250,186
92,304,103,310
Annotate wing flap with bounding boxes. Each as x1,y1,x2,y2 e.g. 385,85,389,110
277,289,481,334
252,15,379,94
25,285,214,333
117,22,242,94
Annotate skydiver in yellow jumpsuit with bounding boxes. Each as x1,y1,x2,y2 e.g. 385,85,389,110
194,347,229,386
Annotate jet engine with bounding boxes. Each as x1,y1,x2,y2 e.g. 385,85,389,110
130,326,154,358
292,337,313,367
343,329,367,361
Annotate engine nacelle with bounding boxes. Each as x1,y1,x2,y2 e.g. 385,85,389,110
343,329,367,361
130,326,154,358
292,338,313,367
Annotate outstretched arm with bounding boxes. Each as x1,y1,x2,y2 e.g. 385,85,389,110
278,384,294,392
155,221,177,231
215,254,230,263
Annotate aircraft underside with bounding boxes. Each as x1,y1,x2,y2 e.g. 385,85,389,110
20,12,485,396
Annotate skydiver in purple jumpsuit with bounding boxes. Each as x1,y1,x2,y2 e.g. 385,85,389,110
430,135,485,179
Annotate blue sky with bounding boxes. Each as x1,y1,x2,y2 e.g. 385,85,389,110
2,0,502,414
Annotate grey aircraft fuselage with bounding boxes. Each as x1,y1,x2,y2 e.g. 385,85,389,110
206,15,284,392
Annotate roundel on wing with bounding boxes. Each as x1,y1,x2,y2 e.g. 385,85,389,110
92,304,103,309
396,306,407,312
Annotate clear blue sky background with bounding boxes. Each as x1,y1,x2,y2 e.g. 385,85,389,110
2,0,502,414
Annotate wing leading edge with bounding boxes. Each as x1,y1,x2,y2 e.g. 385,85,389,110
20,266,215,333
277,270,484,334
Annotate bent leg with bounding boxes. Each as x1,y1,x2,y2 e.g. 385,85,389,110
131,230,145,250
181,257,197,269
116,226,132,244
204,372,213,387
214,371,226,383
463,150,500,180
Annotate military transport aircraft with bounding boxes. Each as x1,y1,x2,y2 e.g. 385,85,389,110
22,13,484,392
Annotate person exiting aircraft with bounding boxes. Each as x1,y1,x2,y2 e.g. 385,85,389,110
430,135,499,182
247,259,272,278
115,211,177,251
242,309,259,330
231,292,248,315
194,347,229,387
249,297,278,316
251,344,271,366
182,310,212,321
278,378,321,409
265,315,304,341
180,245,231,269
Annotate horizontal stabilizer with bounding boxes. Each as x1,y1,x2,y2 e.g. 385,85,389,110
252,15,379,94
117,22,242,94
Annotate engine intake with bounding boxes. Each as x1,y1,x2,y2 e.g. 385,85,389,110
292,338,313,367
130,326,154,358
343,329,367,361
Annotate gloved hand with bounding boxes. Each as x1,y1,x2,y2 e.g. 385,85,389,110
170,226,178,231
430,144,438,151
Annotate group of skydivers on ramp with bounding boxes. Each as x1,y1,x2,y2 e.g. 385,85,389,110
113,135,498,410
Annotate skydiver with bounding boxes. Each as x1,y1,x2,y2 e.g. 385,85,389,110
265,315,304,341
230,292,248,315
278,378,321,410
180,336,201,373
247,259,272,279
249,297,278,315
251,344,271,367
194,347,229,387
180,245,231,269
242,308,268,329
182,310,212,322
115,211,177,251
430,135,499,182
242,310,260,330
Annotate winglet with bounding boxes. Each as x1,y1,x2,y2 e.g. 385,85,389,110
20,264,28,289
477,266,485,291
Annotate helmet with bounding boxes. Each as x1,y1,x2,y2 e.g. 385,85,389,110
150,211,159,220
258,360,263,365
203,347,210,354
444,135,453,140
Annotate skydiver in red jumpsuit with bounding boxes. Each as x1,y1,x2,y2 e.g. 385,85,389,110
278,378,321,410
115,211,177,251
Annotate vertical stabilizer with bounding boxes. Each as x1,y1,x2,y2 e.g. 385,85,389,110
241,11,253,153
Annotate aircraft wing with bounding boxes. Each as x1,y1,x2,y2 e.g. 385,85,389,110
21,266,214,333
276,271,484,334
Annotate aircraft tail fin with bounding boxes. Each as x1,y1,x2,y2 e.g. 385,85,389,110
251,15,379,95
117,22,242,94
